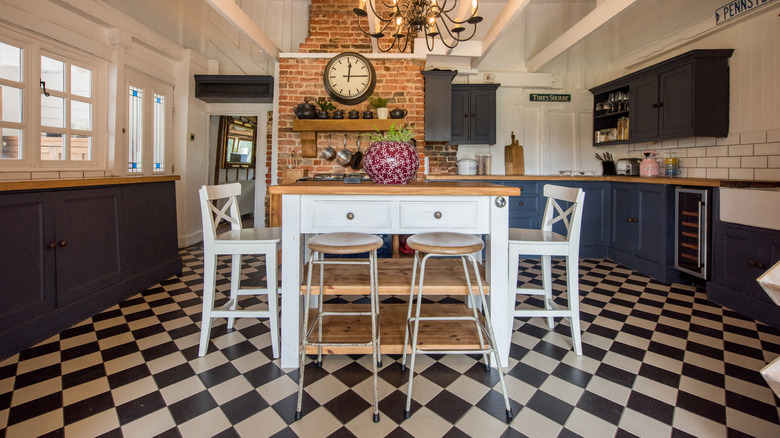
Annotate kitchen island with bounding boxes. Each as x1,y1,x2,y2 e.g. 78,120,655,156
269,181,520,368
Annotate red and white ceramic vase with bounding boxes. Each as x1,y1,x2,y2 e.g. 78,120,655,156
362,140,419,184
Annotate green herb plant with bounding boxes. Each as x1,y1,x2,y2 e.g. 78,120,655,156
368,95,388,109
315,97,336,112
366,122,415,143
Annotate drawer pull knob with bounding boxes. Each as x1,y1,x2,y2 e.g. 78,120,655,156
60,240,68,247
49,241,57,249
517,201,524,206
346,212,354,220
434,211,442,219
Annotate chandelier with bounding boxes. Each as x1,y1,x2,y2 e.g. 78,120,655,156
353,0,482,53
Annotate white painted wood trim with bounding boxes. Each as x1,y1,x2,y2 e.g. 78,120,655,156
280,194,303,368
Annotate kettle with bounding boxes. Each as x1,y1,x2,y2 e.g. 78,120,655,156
640,151,659,177
293,100,317,119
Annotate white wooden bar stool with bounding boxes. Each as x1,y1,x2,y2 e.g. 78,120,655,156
295,232,383,423
197,183,281,358
508,184,585,355
401,232,513,421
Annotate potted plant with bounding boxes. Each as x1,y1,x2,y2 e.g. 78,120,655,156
315,97,336,119
368,95,389,119
362,123,419,184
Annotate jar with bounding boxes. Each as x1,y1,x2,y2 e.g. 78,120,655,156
457,159,478,175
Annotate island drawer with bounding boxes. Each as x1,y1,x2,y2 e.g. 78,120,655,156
398,200,482,230
305,199,393,230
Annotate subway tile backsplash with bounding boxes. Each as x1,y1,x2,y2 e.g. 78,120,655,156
629,129,780,180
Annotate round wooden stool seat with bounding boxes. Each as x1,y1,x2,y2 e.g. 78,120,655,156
307,232,384,255
407,232,484,255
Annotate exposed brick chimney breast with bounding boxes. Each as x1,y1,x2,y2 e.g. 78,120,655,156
277,0,438,182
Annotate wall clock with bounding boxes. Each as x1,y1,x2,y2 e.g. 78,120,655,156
323,52,376,106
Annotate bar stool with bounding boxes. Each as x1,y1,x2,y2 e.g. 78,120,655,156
508,184,585,355
198,183,281,358
295,232,384,423
401,232,513,421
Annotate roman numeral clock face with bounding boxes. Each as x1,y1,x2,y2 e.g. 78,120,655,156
323,52,377,106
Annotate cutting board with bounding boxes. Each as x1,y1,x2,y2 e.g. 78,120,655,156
504,132,524,175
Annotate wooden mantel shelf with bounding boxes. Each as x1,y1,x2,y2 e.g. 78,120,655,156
292,118,403,132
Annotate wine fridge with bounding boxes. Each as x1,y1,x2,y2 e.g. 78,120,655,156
675,187,710,279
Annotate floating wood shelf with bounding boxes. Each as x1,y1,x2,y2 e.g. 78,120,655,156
292,118,406,158
292,118,403,132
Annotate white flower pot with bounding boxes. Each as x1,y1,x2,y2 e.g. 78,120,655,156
377,107,389,119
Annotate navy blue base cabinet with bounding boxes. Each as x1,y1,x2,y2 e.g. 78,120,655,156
707,204,780,329
0,181,181,360
608,182,678,284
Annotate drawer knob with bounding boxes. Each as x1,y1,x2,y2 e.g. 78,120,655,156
495,197,506,208
49,241,57,249
346,212,354,220
517,201,524,206
60,240,68,247
434,211,442,219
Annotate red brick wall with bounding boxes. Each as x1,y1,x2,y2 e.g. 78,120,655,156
277,0,426,182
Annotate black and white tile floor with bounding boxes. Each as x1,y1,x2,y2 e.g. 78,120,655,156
1,247,779,437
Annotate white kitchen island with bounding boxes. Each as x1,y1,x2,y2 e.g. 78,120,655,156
269,181,521,368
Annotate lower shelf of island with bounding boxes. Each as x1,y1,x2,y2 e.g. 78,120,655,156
300,257,490,355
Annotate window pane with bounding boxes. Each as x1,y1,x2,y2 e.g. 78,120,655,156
128,85,143,172
71,65,92,98
70,134,91,161
71,100,91,130
0,42,22,82
41,56,64,92
1,128,21,159
153,93,164,172
41,95,64,128
1,85,22,123
41,132,63,160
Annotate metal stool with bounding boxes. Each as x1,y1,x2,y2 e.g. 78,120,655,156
401,232,513,421
295,232,383,423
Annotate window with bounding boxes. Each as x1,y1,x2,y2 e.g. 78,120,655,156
125,68,172,175
40,55,95,162
0,41,23,161
0,28,105,171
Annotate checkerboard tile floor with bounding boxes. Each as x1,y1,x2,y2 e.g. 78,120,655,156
1,247,779,437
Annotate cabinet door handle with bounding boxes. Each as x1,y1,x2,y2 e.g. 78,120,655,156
59,240,68,247
49,241,57,249
627,217,638,223
749,260,767,269
346,212,354,220
464,114,469,118
652,102,664,108
434,211,442,219
471,113,476,118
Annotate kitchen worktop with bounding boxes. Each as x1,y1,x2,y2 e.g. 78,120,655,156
425,174,780,188
269,180,522,196
0,175,180,192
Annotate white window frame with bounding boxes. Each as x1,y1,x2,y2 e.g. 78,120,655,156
123,68,174,176
0,26,107,172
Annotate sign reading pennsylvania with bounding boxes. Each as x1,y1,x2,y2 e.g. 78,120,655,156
530,94,571,102
715,0,775,25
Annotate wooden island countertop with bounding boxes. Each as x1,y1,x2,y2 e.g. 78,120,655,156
268,180,522,196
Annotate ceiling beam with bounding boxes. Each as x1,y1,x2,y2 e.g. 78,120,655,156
205,0,280,60
472,0,531,67
525,0,636,72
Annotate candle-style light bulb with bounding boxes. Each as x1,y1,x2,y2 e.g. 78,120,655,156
358,0,366,11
